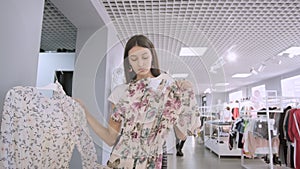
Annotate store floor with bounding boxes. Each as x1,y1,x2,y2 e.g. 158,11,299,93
167,137,290,169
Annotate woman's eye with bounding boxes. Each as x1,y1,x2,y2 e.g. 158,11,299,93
130,57,137,61
142,55,149,59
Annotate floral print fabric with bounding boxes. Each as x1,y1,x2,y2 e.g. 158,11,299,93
107,73,200,169
0,83,99,169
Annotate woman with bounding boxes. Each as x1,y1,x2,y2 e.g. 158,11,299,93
79,35,200,168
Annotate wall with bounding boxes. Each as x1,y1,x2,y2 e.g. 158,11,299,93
36,53,75,87
99,23,124,163
224,67,300,101
72,27,109,165
0,0,44,123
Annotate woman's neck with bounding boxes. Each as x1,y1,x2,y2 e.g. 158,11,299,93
136,72,155,81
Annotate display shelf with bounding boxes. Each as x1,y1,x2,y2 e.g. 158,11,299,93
204,120,241,158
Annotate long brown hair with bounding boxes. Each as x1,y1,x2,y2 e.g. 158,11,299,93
123,35,161,83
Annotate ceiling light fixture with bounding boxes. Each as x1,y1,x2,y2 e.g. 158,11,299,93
277,59,282,65
257,63,266,72
215,83,229,87
278,46,300,58
232,73,252,78
250,67,258,75
204,88,212,94
209,57,226,74
179,47,207,57
226,52,237,62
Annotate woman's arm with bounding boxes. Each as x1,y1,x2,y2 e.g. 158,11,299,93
77,99,122,146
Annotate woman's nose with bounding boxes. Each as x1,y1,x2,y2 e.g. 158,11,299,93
137,58,144,66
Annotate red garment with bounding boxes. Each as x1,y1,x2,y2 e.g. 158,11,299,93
288,109,300,169
232,107,240,120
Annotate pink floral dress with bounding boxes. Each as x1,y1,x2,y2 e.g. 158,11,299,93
107,73,200,169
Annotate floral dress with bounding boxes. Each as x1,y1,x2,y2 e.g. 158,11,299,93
107,73,200,169
0,83,99,169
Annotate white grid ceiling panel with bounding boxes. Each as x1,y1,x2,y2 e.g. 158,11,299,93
101,0,300,92
41,0,77,51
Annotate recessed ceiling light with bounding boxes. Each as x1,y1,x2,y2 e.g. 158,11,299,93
171,73,189,79
278,46,300,58
215,83,229,86
232,73,252,78
179,47,207,56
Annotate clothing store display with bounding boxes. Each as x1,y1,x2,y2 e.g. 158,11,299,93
0,83,99,168
282,108,295,168
278,106,291,165
107,73,200,168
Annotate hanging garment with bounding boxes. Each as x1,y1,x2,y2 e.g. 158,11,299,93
106,73,200,169
278,106,291,166
228,118,244,150
288,109,300,169
247,132,280,157
232,107,240,120
0,83,99,169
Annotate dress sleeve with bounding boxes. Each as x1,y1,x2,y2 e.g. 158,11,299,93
107,84,127,122
0,88,18,168
175,80,201,135
68,99,99,169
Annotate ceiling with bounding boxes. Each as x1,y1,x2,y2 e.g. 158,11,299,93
41,0,300,94
40,0,77,52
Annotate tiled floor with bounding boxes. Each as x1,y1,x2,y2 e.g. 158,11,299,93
167,137,290,169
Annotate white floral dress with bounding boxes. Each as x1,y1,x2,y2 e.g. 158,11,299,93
107,73,200,169
0,83,100,169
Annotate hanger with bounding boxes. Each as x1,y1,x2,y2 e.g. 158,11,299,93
36,80,59,91
36,72,60,91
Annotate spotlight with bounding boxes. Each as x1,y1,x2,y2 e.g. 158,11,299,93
258,64,266,72
277,59,282,65
250,67,258,75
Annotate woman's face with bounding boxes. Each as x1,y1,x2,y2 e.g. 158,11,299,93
128,46,153,79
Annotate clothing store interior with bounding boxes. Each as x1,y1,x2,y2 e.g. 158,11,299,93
1,0,300,169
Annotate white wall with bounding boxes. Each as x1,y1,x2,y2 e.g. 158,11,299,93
72,27,109,165
73,25,124,165
100,24,124,163
36,53,75,87
224,67,300,100
0,0,44,122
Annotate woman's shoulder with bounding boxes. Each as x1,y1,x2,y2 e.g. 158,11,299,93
111,83,128,93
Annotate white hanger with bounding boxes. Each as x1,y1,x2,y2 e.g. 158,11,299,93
36,80,59,91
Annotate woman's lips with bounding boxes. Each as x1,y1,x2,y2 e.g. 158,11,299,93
138,68,147,72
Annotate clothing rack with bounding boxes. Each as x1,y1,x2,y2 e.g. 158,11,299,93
240,91,300,169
